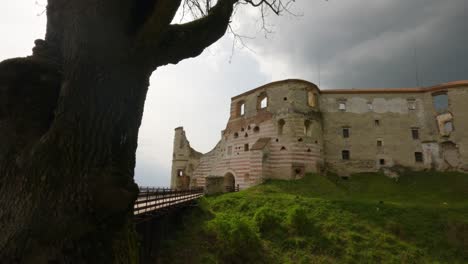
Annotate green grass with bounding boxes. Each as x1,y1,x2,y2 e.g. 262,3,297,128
156,171,468,264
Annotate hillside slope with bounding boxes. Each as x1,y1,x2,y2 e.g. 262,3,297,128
155,171,468,264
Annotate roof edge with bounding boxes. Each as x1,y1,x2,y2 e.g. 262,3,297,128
320,80,468,94
231,79,318,100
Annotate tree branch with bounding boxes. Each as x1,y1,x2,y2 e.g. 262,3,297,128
153,0,237,66
136,0,184,48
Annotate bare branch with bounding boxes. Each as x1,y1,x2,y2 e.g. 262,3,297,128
149,0,236,67
145,0,294,67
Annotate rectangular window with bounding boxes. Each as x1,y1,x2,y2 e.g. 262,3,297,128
339,102,346,111
342,128,350,138
227,146,232,155
244,144,249,151
411,128,420,140
342,150,350,160
379,159,385,165
407,99,416,110
375,119,380,126
415,152,423,163
377,140,383,147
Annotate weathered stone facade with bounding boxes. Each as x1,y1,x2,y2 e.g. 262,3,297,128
171,79,468,191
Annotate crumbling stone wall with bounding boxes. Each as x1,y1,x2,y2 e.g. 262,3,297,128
170,80,468,190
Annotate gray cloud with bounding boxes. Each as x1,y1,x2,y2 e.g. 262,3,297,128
238,0,468,88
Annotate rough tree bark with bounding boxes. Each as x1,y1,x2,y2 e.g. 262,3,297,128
0,0,287,262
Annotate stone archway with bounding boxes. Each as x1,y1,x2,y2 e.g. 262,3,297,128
224,172,236,192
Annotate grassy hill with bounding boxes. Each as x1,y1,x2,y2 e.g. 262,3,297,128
155,171,468,264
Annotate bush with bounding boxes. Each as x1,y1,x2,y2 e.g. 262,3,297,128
286,206,310,235
205,213,263,263
254,206,282,235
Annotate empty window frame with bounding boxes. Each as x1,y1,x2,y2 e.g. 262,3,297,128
244,144,249,151
177,169,184,177
304,120,312,136
342,150,350,160
237,101,246,117
411,128,420,140
377,139,383,147
308,91,317,107
379,159,385,165
342,127,350,138
432,92,448,113
415,152,423,163
258,92,268,109
338,102,346,111
374,119,380,126
407,99,416,110
278,119,285,135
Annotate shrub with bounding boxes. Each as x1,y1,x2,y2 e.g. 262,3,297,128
286,206,310,235
254,206,282,235
205,213,263,263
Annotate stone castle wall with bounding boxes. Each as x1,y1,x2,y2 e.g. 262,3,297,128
171,79,468,191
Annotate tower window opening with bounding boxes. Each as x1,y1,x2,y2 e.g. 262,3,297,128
308,91,317,107
304,120,312,136
257,92,268,109
278,119,285,135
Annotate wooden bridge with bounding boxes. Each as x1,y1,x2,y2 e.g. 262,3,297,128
133,187,204,223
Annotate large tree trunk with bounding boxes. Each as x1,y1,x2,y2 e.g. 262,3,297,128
0,1,149,262
0,0,237,262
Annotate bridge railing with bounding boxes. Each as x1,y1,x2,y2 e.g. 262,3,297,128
134,187,204,217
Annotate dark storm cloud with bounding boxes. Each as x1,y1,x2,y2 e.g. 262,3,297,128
242,0,468,88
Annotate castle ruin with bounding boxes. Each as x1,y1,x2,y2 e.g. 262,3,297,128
171,79,468,192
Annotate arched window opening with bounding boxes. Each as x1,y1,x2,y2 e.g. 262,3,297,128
304,120,312,136
234,132,239,139
237,100,245,117
278,119,285,135
281,146,286,151
308,91,317,107
253,126,260,133
257,92,268,109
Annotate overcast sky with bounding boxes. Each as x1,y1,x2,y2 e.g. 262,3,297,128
1,1,467,186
